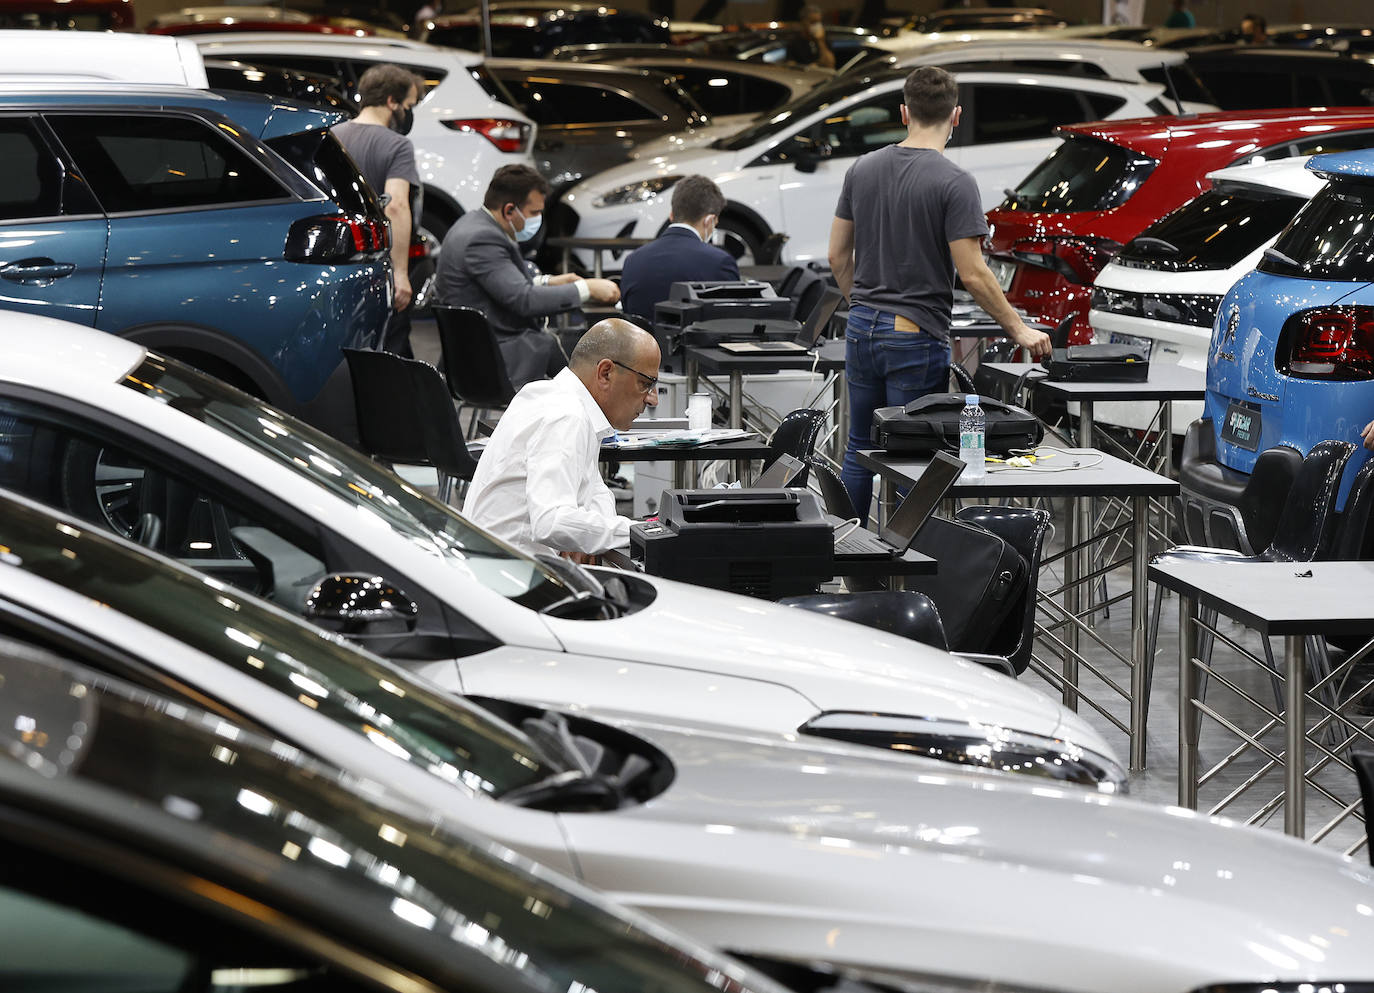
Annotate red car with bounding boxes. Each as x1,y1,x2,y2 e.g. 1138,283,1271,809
985,109,1374,343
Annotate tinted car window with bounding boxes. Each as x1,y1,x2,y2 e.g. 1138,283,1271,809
1194,68,1293,110
1116,188,1304,271
267,130,383,218
971,84,1098,145
45,114,286,213
1005,135,1157,212
1261,180,1374,282
717,71,896,151
0,118,60,220
1140,63,1214,106
1325,75,1374,106
670,67,790,117
505,79,661,125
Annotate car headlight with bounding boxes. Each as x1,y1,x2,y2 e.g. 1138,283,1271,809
799,713,1128,793
1090,287,1222,328
592,176,682,208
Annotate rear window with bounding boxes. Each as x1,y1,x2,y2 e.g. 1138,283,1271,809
468,62,518,106
1140,63,1215,106
1115,188,1305,271
1003,135,1157,213
1260,180,1374,282
266,130,384,220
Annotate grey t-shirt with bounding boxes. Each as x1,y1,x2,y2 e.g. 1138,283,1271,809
835,145,988,342
332,120,421,207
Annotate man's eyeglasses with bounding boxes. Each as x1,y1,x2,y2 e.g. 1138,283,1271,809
611,359,659,395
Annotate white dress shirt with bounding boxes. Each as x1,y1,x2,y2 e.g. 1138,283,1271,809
462,367,631,557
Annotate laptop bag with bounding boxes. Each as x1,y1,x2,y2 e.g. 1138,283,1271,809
871,393,1043,456
902,517,1028,654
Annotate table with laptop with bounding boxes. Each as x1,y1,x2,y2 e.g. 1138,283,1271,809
857,446,1179,772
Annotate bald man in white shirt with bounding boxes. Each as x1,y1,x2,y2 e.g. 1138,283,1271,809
463,319,660,559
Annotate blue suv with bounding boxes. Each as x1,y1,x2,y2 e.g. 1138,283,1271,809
1183,149,1374,552
0,84,390,440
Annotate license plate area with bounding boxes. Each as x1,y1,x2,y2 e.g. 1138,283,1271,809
1220,401,1261,451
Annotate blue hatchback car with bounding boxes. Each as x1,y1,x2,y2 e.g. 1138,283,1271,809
0,84,390,440
1183,149,1374,551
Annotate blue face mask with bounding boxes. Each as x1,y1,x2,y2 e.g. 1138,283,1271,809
514,210,542,243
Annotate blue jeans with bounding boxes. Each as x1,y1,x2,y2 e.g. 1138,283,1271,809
841,304,950,525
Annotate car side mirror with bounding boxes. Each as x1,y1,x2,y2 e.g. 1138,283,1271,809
305,573,419,637
793,151,820,174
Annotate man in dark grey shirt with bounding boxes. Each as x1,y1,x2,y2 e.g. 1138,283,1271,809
333,64,422,356
829,65,1050,522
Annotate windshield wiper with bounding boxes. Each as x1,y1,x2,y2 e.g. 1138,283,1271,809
535,554,622,619
1132,236,1180,256
1264,246,1302,268
497,711,652,812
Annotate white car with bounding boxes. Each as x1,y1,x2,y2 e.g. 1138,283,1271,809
0,311,1122,789
6,488,1374,993
0,28,209,86
1088,157,1325,433
563,67,1181,269
192,33,536,249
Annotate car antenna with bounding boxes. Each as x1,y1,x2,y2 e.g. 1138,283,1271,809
1159,61,1189,117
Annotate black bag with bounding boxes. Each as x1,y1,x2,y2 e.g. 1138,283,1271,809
902,517,1028,653
871,393,1043,455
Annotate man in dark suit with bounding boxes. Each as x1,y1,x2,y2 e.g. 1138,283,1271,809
436,164,619,388
619,175,740,324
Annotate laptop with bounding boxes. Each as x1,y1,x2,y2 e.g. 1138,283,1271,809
752,451,806,489
717,289,843,354
829,450,966,560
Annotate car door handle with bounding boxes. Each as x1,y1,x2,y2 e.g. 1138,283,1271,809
1,258,77,284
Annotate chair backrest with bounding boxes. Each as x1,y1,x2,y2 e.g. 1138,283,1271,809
433,305,516,408
342,348,477,482
1330,456,1374,561
756,231,789,266
955,505,1052,674
789,269,827,325
1266,439,1356,562
809,456,855,519
765,408,826,484
776,265,805,299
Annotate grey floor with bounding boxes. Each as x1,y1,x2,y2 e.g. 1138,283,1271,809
411,317,1371,856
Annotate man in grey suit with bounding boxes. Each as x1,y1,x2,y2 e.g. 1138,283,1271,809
436,164,619,388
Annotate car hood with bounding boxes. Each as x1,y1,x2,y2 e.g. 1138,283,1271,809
569,721,1374,993
629,117,753,160
565,144,741,202
540,571,1109,755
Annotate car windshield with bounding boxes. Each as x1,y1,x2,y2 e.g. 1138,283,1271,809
1261,179,1374,281
714,70,898,151
1004,135,1157,213
120,355,571,609
1115,187,1306,271
0,496,559,798
0,648,773,993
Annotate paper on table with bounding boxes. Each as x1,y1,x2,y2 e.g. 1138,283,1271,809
604,428,753,449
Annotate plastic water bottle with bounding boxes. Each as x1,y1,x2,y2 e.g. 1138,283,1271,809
959,394,987,479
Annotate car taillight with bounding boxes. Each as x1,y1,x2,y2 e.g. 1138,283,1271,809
441,118,530,152
1011,235,1123,285
285,214,387,263
1282,306,1374,380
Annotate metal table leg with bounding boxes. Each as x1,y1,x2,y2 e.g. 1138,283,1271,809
1130,493,1149,771
1063,494,1081,711
1078,399,1097,631
835,372,849,463
729,371,743,430
1284,633,1307,838
1178,591,1200,809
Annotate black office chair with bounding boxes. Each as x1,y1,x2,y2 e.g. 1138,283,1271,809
764,408,827,487
1147,439,1356,728
433,305,517,439
788,269,827,325
756,231,789,266
342,348,477,506
1177,417,1303,555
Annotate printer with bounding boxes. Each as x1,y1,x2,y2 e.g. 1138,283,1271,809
653,281,798,363
631,488,832,598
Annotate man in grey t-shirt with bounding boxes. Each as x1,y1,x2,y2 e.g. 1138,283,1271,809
828,65,1050,522
333,64,422,356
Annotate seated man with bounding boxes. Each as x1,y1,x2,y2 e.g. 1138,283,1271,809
619,174,740,324
462,318,660,560
436,163,619,388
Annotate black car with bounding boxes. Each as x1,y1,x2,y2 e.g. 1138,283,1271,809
1185,45,1374,110
425,8,670,58
488,59,709,186
689,25,885,67
0,636,788,993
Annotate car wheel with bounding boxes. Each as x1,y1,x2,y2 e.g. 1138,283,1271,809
58,441,147,542
713,214,765,267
